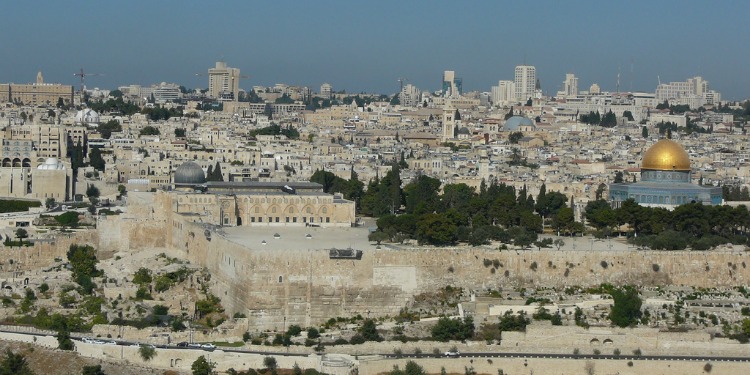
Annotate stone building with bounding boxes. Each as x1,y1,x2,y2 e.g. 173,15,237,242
165,161,356,227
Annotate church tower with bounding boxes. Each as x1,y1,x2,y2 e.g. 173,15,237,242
36,71,44,84
441,105,455,142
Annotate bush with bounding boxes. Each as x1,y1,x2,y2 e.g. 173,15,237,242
431,316,474,342
307,327,320,339
139,345,156,361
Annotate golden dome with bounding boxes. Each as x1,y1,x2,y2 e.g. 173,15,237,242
641,139,691,171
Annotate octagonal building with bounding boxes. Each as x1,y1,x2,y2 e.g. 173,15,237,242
609,138,722,209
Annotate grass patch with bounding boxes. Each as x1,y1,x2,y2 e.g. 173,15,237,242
212,341,245,347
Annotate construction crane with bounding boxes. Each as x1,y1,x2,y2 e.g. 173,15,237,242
397,77,409,93
73,68,103,103
73,68,103,93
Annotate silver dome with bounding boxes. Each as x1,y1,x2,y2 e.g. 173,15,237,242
174,161,206,184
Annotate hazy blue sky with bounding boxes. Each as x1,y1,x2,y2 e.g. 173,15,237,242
2,1,749,99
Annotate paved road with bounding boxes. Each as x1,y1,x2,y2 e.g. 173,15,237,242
2,325,749,363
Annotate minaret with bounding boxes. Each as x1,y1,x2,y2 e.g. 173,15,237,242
36,71,43,84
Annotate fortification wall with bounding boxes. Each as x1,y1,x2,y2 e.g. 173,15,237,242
95,195,750,331
158,213,750,331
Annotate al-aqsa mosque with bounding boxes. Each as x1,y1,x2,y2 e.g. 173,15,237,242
609,138,722,209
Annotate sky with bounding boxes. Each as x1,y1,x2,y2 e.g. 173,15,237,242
2,1,749,99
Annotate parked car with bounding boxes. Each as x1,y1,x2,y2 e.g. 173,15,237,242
176,342,189,347
201,343,216,351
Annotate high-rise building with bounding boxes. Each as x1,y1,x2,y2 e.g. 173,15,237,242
208,61,240,101
655,76,720,108
561,73,578,98
442,71,462,98
514,65,536,101
400,84,421,107
320,83,332,99
491,80,514,105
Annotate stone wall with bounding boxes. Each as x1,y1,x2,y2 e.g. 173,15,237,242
98,193,750,331
160,212,750,331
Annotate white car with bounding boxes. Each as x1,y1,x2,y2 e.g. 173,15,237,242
201,343,216,351
444,351,460,357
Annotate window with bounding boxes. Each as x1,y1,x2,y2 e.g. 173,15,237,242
251,217,255,222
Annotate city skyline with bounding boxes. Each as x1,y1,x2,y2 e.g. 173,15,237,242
2,1,749,99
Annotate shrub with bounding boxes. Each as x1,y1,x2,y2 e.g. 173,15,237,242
139,345,156,361
652,264,660,272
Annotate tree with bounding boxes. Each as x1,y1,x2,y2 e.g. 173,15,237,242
82,365,106,375
390,94,400,105
600,110,617,127
89,147,105,171
623,110,634,121
613,171,624,183
609,285,642,327
191,356,215,375
0,349,35,375
403,175,441,214
133,267,152,285
416,214,457,246
508,131,524,144
175,128,186,138
368,231,389,245
641,126,649,138
86,184,100,199
139,126,160,136
307,327,320,339
98,120,122,139
45,197,56,209
431,316,474,341
139,345,156,362
57,328,74,350
263,356,278,371
15,228,28,245
207,162,223,181
360,319,382,341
